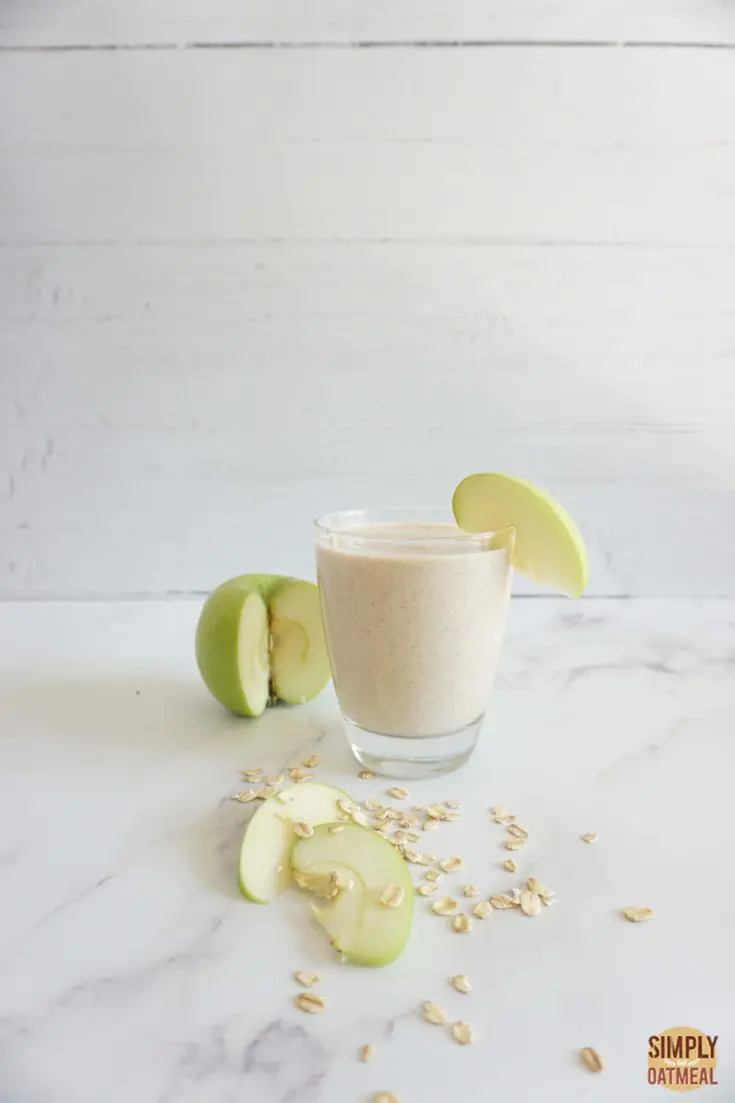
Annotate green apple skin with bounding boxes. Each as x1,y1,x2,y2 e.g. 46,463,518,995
195,576,269,716
292,822,415,966
238,782,349,903
195,573,331,717
452,472,588,598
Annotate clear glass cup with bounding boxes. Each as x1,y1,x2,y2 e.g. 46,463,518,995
315,507,513,778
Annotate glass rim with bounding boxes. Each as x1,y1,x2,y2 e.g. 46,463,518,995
314,506,501,543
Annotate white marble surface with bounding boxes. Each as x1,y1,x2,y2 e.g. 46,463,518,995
0,598,733,1101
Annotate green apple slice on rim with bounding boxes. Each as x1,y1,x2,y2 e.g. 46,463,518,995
238,782,348,903
452,473,588,598
292,822,414,966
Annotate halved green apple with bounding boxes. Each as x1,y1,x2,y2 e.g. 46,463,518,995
453,473,588,598
292,822,414,966
238,782,347,903
195,574,331,716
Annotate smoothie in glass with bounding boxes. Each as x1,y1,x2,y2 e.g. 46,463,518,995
315,509,512,777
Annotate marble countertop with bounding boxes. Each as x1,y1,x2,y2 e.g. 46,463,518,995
0,598,732,1102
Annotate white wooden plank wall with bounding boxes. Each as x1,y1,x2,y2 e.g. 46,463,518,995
1,4,734,598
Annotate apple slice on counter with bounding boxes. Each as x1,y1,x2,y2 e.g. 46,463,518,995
292,822,415,966
195,574,331,716
239,782,348,903
453,473,588,598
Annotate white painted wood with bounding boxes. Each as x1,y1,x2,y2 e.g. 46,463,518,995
1,0,732,47
1,244,733,597
1,49,735,245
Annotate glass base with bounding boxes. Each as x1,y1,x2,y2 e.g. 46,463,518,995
344,714,483,779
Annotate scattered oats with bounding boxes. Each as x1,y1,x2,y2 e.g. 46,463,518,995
403,850,420,864
580,1047,604,1073
293,821,314,838
425,869,442,882
294,971,320,988
372,1094,400,1103
231,790,259,803
444,799,460,810
373,822,390,834
293,993,325,1014
505,838,526,851
423,819,439,833
329,824,345,834
263,773,283,786
502,859,518,873
452,1022,474,1046
288,766,309,782
417,883,438,896
453,914,471,933
295,871,334,897
441,811,461,822
359,1043,374,1063
384,808,404,821
405,831,421,842
490,894,519,910
507,823,529,839
425,805,443,820
452,974,471,994
332,870,353,892
364,798,382,811
509,887,521,903
432,896,459,916
490,804,508,818
398,817,415,830
388,787,409,800
415,853,436,866
422,1001,447,1025
623,907,655,923
439,857,463,873
581,832,598,844
351,810,370,827
295,774,312,784
463,884,478,897
359,770,375,779
256,786,278,799
241,768,262,781
337,798,359,816
473,900,493,919
379,884,405,909
539,889,556,906
519,889,543,917
526,877,542,893
303,755,320,768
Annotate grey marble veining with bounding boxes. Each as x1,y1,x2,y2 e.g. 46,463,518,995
0,599,733,1102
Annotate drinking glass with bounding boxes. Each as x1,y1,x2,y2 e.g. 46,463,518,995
315,508,512,778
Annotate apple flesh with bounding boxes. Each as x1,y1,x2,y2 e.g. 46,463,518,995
195,574,331,716
453,473,588,598
292,822,414,966
238,782,347,903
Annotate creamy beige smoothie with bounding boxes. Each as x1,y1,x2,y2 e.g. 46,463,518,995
315,517,512,740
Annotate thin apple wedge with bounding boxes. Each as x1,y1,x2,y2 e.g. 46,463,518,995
453,473,588,597
238,782,348,904
292,822,414,966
